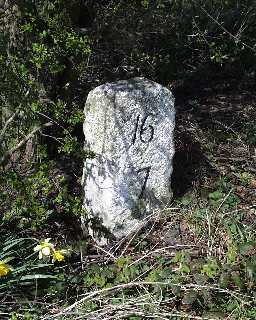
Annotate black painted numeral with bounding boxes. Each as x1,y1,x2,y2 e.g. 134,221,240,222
132,114,154,144
132,114,140,145
132,114,154,199
137,166,151,199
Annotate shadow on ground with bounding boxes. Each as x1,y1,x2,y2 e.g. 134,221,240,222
171,132,217,198
171,76,256,198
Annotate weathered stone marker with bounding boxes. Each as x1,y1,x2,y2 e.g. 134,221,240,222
82,78,175,240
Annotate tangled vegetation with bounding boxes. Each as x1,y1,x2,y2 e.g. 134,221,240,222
0,0,255,319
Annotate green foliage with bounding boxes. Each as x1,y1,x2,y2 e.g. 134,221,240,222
0,162,85,231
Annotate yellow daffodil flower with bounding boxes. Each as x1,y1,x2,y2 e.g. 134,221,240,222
34,238,54,259
0,260,12,277
52,250,66,263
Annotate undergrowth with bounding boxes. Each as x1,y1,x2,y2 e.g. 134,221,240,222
1,81,256,319
2,175,256,319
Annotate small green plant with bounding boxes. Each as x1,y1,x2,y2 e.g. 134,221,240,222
201,260,220,279
238,171,253,186
208,177,240,210
172,250,191,274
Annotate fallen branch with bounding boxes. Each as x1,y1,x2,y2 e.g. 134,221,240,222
46,280,254,319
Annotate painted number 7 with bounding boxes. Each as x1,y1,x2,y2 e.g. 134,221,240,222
137,166,151,199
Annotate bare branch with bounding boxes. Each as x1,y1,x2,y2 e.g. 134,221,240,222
0,121,53,165
39,132,64,145
0,90,30,144
0,109,19,144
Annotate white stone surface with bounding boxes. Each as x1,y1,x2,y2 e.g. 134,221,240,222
82,78,175,240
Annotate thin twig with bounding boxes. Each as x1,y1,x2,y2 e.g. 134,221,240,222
197,3,256,52
127,244,196,268
94,244,117,261
215,189,234,214
39,132,64,145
